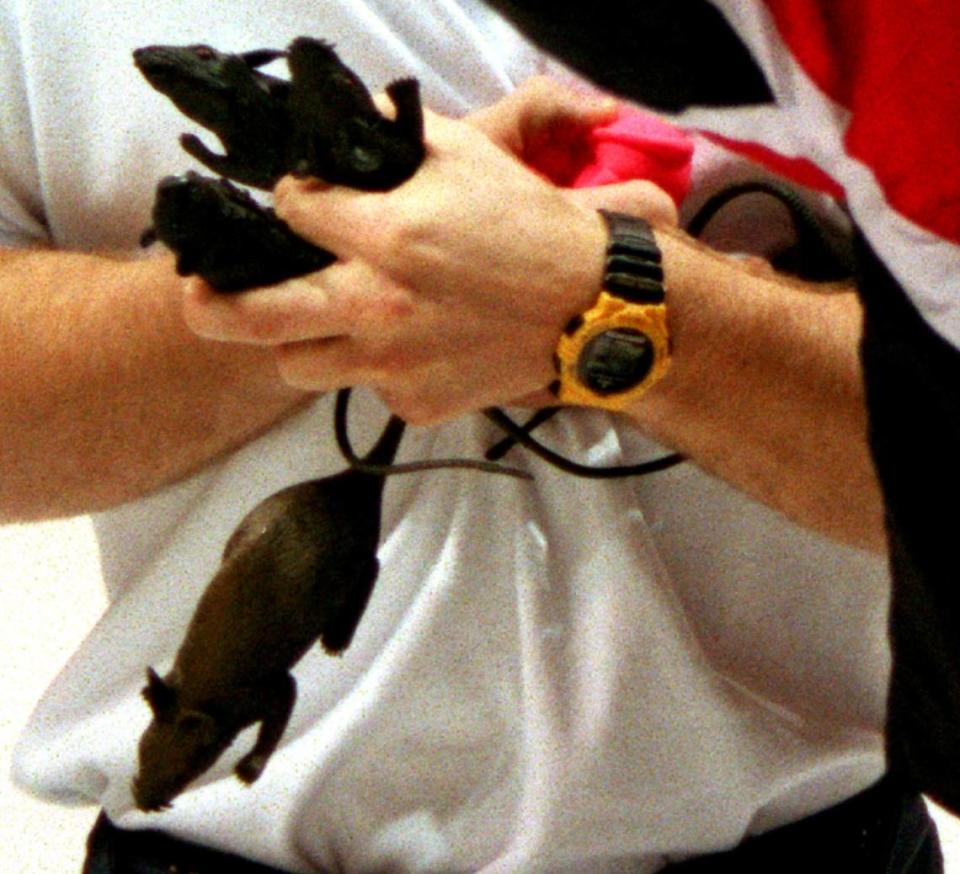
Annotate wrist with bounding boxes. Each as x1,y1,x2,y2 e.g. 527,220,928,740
552,211,672,411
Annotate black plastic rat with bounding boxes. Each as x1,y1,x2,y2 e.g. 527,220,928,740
284,36,424,190
133,42,292,190
141,172,334,291
136,37,426,291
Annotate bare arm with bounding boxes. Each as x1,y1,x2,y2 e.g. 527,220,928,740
181,91,885,552
625,227,883,551
0,248,308,522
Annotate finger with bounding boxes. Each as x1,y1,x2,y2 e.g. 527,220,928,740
273,174,386,255
274,335,392,392
468,76,618,152
275,341,461,425
562,179,679,227
519,79,619,144
182,265,389,345
373,90,395,117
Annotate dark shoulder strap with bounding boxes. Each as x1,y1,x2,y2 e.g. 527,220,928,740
486,0,772,110
857,231,960,813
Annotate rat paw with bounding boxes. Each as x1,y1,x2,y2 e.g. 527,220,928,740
235,753,267,784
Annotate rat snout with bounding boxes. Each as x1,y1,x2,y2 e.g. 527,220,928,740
132,46,166,74
131,775,174,813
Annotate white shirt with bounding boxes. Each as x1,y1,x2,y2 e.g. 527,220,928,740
2,2,890,871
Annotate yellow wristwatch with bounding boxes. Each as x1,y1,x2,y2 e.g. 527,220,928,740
554,211,670,411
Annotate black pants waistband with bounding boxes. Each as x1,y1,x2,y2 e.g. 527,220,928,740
663,774,941,873
82,774,942,873
82,812,294,874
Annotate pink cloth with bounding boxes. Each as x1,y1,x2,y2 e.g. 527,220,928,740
527,107,694,206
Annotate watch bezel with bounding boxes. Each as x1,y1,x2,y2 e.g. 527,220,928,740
553,212,670,411
555,291,670,410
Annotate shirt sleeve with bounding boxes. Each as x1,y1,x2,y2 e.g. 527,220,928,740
0,4,51,248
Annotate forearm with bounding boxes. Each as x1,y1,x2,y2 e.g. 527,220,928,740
181,106,885,553
628,226,884,552
0,248,308,522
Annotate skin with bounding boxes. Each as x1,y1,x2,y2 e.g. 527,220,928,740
0,248,308,521
0,79,883,551
183,78,885,553
0,82,598,523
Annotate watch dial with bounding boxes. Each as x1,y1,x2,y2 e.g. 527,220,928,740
578,328,654,394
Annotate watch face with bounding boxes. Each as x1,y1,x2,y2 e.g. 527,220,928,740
577,327,654,395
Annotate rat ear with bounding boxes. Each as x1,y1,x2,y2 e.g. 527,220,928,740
176,710,220,746
141,668,177,718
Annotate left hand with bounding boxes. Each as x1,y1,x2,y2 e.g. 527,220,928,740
183,104,676,424
466,75,616,172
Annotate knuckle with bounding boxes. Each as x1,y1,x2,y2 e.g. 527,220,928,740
520,75,552,100
273,191,306,230
272,176,304,222
375,287,416,326
273,174,297,204
522,75,563,104
274,343,334,390
346,283,415,337
374,209,422,256
631,180,679,226
381,395,438,427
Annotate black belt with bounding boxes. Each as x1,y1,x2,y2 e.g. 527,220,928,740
82,813,294,874
663,774,941,873
82,774,941,873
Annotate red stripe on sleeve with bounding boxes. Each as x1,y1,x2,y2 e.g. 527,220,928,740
761,0,960,244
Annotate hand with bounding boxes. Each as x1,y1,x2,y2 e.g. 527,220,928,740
183,99,677,424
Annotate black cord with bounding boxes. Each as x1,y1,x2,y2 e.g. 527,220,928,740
685,178,854,281
483,408,684,479
484,407,562,461
334,389,532,480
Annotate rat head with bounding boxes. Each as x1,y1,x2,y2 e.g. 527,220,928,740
132,668,235,813
150,173,246,238
133,44,284,129
146,172,264,258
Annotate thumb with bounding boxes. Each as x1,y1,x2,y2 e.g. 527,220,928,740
563,179,679,227
468,76,618,156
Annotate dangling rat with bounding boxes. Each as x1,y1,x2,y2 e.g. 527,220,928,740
132,413,404,812
133,395,529,813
